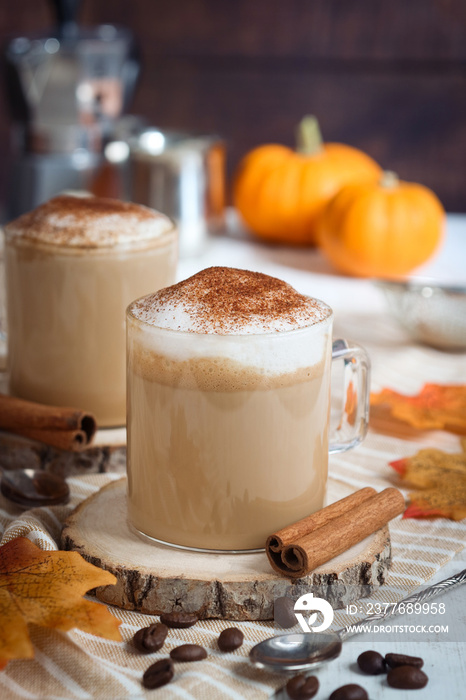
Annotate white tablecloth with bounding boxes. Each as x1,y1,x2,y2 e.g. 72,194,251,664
1,212,465,699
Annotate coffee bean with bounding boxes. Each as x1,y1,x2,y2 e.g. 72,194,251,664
285,673,319,699
169,644,207,662
357,650,386,675
385,652,424,669
387,665,428,690
160,611,199,628
142,658,174,689
274,596,297,628
133,623,168,653
329,684,368,700
218,627,244,652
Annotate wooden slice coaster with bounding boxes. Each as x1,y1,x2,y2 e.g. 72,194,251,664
61,477,392,621
0,427,127,477
0,368,127,475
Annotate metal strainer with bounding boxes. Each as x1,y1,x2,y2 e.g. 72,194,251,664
376,279,466,351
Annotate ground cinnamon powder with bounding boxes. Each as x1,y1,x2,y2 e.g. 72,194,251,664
5,194,173,248
131,267,331,334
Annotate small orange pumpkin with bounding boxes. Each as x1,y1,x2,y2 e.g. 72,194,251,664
233,116,382,245
316,171,445,278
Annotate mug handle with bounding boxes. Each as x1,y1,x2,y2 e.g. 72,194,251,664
329,338,371,454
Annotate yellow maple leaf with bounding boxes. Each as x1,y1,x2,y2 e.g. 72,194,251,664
390,443,466,521
0,537,121,667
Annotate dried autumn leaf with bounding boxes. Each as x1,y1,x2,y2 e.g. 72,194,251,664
390,443,466,521
0,537,121,667
371,383,466,434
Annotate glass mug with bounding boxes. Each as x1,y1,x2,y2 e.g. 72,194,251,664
126,286,370,552
3,194,178,427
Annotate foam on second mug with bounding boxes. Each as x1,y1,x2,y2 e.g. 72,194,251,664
5,193,174,248
129,267,332,376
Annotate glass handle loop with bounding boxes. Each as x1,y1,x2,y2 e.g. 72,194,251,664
329,338,371,454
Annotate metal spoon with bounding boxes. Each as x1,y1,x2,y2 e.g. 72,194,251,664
0,468,70,508
250,569,466,673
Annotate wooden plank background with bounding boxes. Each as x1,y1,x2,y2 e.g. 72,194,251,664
1,0,465,212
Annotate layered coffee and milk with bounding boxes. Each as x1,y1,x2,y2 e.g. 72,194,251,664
127,267,333,551
5,194,177,426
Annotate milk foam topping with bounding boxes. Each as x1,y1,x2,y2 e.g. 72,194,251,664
129,268,332,374
4,194,175,248
131,267,331,334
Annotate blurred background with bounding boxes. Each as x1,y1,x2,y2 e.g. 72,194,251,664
0,0,464,219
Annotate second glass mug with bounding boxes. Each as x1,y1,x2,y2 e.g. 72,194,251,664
3,210,178,427
127,297,370,553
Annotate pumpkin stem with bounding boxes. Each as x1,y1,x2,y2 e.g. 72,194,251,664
296,115,323,155
380,170,400,188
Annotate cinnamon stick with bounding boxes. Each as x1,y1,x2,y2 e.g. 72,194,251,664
266,487,405,578
267,487,376,552
0,394,97,452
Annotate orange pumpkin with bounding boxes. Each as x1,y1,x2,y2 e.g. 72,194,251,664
233,116,382,245
316,172,445,277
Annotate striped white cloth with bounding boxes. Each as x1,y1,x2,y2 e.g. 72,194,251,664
1,373,465,699
1,216,465,698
